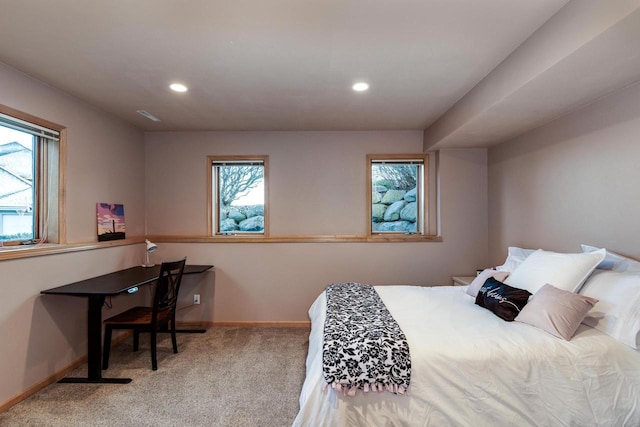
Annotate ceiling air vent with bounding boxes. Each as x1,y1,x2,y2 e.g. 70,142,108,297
136,110,161,122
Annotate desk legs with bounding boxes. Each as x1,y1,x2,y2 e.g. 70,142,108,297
58,295,131,384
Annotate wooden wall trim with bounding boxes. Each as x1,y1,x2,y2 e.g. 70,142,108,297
0,357,86,413
0,231,443,262
208,321,311,328
147,234,442,244
0,333,130,413
0,237,144,262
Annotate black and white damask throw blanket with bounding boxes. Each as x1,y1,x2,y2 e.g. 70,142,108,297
322,283,411,396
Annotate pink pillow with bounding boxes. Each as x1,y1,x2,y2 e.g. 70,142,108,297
515,284,598,340
466,269,510,298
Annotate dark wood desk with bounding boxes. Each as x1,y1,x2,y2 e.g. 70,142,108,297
41,264,213,384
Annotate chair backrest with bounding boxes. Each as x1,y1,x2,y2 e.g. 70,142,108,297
152,258,187,323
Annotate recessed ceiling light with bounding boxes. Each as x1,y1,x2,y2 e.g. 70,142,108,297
169,83,188,92
352,82,369,92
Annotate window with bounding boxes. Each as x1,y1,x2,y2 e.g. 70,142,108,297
368,154,428,236
208,156,268,236
0,106,63,245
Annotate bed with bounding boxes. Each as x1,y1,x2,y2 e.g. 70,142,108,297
293,247,640,427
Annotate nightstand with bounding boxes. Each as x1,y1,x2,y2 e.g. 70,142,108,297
452,276,475,286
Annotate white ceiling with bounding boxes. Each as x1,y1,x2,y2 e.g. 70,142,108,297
2,1,638,148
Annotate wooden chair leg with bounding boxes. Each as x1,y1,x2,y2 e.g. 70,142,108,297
102,326,112,370
150,330,158,371
133,330,140,351
171,316,178,354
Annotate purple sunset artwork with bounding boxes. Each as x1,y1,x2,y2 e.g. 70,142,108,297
97,203,125,241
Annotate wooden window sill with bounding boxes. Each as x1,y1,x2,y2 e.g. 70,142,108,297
0,237,144,261
147,234,443,243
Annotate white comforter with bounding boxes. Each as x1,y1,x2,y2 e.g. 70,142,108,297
293,285,640,427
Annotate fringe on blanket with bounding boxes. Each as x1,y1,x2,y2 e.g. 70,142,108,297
322,382,409,397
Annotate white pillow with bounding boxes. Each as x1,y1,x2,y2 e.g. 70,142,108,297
495,247,538,272
579,269,640,349
505,249,605,295
516,284,598,341
581,244,640,272
465,269,510,298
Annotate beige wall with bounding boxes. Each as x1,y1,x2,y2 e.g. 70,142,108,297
423,0,640,149
0,63,146,242
0,64,489,407
488,81,640,265
0,63,146,406
146,131,489,322
146,131,429,235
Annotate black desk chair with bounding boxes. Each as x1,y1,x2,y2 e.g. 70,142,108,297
102,258,187,371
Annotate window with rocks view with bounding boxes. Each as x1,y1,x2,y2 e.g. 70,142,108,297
211,157,267,235
370,155,427,235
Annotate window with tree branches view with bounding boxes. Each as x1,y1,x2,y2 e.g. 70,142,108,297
211,157,267,234
369,155,427,235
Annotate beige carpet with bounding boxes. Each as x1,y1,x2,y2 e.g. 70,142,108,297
0,327,310,427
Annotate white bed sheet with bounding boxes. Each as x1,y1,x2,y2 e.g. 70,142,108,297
293,285,640,427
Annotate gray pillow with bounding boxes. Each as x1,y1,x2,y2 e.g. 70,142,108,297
516,284,598,340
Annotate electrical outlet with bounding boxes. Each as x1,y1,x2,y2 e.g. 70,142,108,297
193,294,200,305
